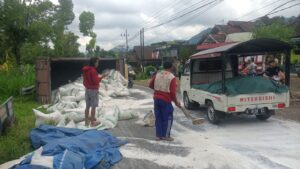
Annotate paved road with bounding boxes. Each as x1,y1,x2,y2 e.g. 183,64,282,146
110,85,300,169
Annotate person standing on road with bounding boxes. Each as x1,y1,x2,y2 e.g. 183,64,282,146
149,62,181,141
82,57,105,127
178,62,184,80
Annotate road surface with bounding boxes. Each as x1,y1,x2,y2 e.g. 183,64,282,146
110,85,300,169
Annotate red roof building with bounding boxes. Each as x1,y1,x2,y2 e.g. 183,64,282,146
196,21,256,51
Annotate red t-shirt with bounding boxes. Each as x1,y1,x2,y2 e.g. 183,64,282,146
82,66,103,89
149,74,177,103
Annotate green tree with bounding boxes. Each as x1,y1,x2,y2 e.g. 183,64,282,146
0,0,58,65
253,21,295,42
52,0,78,57
53,32,80,57
94,45,101,57
22,0,56,63
1,0,28,66
79,11,96,56
54,0,75,31
79,11,95,36
179,45,195,62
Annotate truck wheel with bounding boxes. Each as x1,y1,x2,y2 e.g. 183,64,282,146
207,102,221,124
183,92,196,110
256,110,273,120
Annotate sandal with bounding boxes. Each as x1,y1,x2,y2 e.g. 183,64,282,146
90,117,101,127
91,120,101,127
85,119,90,127
163,137,174,141
155,137,163,141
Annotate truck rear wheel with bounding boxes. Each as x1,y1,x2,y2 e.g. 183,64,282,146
207,102,221,124
183,92,197,110
256,110,273,120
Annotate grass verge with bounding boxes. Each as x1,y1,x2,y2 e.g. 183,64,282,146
0,95,39,164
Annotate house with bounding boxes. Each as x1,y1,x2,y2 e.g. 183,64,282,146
196,21,256,51
127,40,188,70
128,46,161,69
151,40,186,62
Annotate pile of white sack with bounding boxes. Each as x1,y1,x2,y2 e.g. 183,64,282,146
34,70,138,130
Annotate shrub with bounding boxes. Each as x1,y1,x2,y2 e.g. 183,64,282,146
0,64,35,99
136,72,148,80
145,65,156,77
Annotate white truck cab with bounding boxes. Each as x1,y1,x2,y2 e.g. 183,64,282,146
180,39,291,124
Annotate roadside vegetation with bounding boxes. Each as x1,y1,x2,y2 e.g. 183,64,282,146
0,96,38,164
0,64,35,100
0,61,37,164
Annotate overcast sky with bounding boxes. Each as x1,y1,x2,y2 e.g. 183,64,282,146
51,0,300,51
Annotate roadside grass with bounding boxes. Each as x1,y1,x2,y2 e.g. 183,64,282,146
0,65,35,98
0,95,38,164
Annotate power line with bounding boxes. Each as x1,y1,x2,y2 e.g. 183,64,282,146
144,0,210,28
113,0,220,49
143,0,205,28
268,2,300,15
235,0,285,20
141,0,185,27
266,0,296,15
113,0,211,48
250,1,300,21
145,0,218,31
145,0,221,44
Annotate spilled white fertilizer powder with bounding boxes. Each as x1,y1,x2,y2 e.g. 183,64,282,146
120,122,260,169
110,85,300,169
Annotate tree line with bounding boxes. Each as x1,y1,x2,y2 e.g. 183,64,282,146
0,0,116,66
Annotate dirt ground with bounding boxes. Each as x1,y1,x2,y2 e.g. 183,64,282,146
135,76,300,122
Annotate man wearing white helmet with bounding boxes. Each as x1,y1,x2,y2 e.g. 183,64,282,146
243,57,257,76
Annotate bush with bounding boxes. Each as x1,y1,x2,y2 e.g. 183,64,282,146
145,65,156,77
136,72,148,80
0,64,35,99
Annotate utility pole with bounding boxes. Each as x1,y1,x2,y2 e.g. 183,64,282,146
121,28,129,62
140,28,144,72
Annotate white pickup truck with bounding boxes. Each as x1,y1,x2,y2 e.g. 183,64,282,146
180,39,291,124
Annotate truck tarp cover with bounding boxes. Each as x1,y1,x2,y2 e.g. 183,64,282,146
192,76,288,96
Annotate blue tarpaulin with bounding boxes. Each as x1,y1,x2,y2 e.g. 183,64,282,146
12,125,127,169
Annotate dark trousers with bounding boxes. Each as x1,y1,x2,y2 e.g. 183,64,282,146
154,99,174,138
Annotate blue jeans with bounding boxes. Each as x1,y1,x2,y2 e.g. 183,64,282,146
154,99,174,138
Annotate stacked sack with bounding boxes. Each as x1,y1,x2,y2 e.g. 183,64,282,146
34,70,137,130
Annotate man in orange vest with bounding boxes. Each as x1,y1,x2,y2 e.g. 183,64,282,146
149,62,181,141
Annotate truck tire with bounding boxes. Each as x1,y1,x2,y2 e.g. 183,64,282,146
183,92,197,110
206,102,221,124
256,110,273,120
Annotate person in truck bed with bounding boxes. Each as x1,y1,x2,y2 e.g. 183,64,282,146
265,59,285,83
242,57,257,76
82,57,105,127
149,62,181,141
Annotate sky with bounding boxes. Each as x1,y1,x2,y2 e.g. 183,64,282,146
50,0,300,51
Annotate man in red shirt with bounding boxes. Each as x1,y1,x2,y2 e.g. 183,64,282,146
149,62,181,141
82,57,105,127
